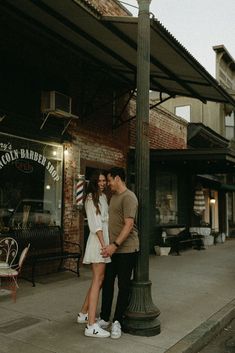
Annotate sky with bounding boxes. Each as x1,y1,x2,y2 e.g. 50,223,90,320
120,0,235,77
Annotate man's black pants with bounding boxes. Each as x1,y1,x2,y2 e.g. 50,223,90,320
100,252,137,325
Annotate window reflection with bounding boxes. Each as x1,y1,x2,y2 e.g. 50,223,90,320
156,173,178,225
0,133,62,231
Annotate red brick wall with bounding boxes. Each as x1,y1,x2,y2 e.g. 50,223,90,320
78,135,126,167
129,100,187,149
89,0,130,15
63,131,126,261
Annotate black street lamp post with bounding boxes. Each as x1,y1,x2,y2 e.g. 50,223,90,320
123,0,161,336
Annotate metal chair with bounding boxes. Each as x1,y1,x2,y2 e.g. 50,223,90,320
0,237,18,268
0,239,30,302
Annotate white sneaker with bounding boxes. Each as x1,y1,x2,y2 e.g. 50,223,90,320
97,317,110,328
77,312,88,324
85,323,110,338
111,320,121,339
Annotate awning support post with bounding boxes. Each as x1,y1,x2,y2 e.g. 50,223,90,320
123,0,161,336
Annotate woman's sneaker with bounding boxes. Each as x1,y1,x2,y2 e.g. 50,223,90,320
85,323,110,338
111,321,121,339
97,317,110,328
77,312,88,324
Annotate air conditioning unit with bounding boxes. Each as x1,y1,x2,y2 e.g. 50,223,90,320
41,91,72,116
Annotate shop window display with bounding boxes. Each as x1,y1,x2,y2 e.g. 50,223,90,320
0,133,62,231
155,173,178,225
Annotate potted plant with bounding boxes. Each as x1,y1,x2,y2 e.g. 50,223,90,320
154,231,171,256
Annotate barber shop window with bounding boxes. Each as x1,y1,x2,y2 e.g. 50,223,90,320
155,173,178,225
0,133,63,231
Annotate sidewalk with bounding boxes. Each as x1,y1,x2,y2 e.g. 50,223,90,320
0,239,235,353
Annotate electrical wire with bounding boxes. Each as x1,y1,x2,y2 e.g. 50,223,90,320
119,1,138,10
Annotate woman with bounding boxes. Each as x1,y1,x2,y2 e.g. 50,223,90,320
77,170,111,338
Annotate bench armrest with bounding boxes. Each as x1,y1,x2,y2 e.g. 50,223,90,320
165,227,186,236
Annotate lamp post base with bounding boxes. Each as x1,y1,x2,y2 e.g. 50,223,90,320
123,280,161,336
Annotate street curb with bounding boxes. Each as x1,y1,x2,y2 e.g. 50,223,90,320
165,298,235,353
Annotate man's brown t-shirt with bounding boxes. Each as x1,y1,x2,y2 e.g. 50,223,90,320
109,189,139,253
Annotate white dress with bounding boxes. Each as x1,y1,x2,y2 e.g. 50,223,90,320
83,193,111,264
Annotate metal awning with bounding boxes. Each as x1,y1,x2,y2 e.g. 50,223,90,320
188,123,229,148
220,183,235,192
150,148,235,174
197,175,235,192
2,0,235,107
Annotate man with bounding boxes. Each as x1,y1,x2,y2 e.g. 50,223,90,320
99,167,139,339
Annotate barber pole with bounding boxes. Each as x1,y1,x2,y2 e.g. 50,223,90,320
76,175,85,209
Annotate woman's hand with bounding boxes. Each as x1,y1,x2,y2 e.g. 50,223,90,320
101,244,117,258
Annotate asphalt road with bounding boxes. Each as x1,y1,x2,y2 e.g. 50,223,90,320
199,318,235,353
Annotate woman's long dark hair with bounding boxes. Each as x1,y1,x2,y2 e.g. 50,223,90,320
85,170,107,215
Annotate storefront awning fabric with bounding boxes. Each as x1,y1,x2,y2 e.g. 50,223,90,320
193,189,206,216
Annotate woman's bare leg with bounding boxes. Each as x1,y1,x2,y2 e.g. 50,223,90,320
88,263,106,325
80,287,91,314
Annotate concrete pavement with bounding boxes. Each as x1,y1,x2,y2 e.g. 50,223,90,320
0,239,235,353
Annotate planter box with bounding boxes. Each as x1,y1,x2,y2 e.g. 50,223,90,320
202,235,214,247
216,233,226,243
154,246,171,256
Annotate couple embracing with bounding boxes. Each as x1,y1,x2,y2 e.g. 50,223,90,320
77,167,139,339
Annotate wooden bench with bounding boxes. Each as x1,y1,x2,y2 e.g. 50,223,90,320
163,227,204,255
13,226,81,286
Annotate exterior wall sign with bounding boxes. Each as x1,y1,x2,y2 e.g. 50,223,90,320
0,148,60,181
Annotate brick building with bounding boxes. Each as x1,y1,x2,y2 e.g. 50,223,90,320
0,1,134,265
1,0,234,275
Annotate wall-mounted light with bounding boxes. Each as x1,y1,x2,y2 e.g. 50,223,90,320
209,191,216,205
46,184,51,190
64,147,68,156
210,198,216,205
